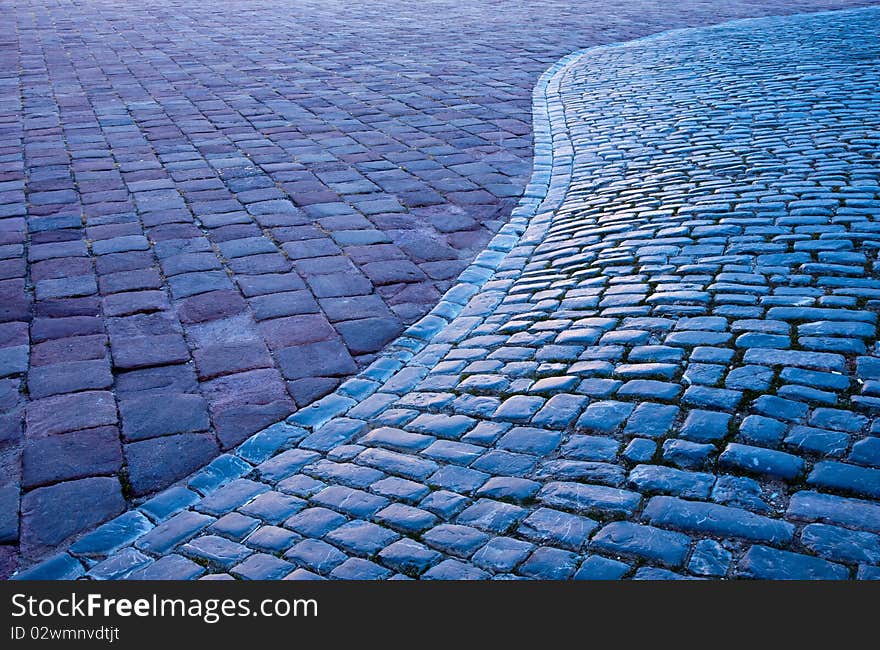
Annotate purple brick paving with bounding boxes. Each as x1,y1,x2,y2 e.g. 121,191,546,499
0,0,873,574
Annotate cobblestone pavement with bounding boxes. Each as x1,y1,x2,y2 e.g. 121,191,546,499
0,3,875,575
14,7,880,580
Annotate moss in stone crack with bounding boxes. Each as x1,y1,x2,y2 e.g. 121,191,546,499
118,469,134,501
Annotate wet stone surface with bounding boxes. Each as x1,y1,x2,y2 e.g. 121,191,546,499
4,2,880,576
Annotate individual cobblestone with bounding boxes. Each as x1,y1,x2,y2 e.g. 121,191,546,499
14,7,880,579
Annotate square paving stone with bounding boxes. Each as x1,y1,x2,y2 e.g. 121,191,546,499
181,535,252,569
231,553,296,580
518,547,579,580
325,520,399,556
284,538,348,574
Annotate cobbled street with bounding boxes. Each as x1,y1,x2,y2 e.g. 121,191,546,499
3,2,879,577
11,6,880,580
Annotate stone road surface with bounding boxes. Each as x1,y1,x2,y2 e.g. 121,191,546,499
1,1,876,575
14,6,880,580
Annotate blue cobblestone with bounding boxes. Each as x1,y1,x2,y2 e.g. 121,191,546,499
573,555,631,580
780,367,849,391
472,536,535,572
422,524,491,558
140,487,201,523
518,547,579,579
784,426,849,457
285,539,348,574
470,450,537,477
239,423,308,463
810,408,868,433
255,450,321,482
736,544,848,580
14,553,85,581
679,410,731,443
325,520,400,556
807,461,880,498
531,394,589,428
301,419,367,452
88,548,153,581
284,568,325,581
198,479,270,516
414,492,468,523
188,455,253,496
719,443,805,480
800,523,880,565
682,386,742,411
361,426,434,452
644,496,794,544
576,378,622,398
777,384,838,405
476,477,541,503
787,491,880,533
209,513,261,541
128,555,205,581
538,481,641,516
461,421,510,445
687,539,732,577
738,415,787,446
240,492,307,523
618,379,682,401
245,526,300,553
428,465,491,493
575,401,634,433
370,477,430,503
422,559,490,580
517,507,597,550
711,475,770,513
377,538,442,576
277,475,326,498
181,535,252,569
662,439,715,469
752,395,809,422
726,365,775,391
623,403,679,438
632,567,695,580
231,554,295,580
406,413,475,439
622,438,657,463
311,486,390,519
850,437,880,467
560,435,620,462
70,512,154,556
628,465,715,499
375,504,438,534
136,511,215,555
306,461,384,490
457,499,528,534
498,427,563,455
284,507,347,538
330,557,392,580
592,521,690,567
357,448,439,481
857,565,880,580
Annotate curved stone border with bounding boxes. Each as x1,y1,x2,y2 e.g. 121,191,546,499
14,6,876,578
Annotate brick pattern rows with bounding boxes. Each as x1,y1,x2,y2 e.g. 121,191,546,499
1,1,874,574
16,7,880,580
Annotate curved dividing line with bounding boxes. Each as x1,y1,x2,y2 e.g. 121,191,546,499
16,5,877,577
